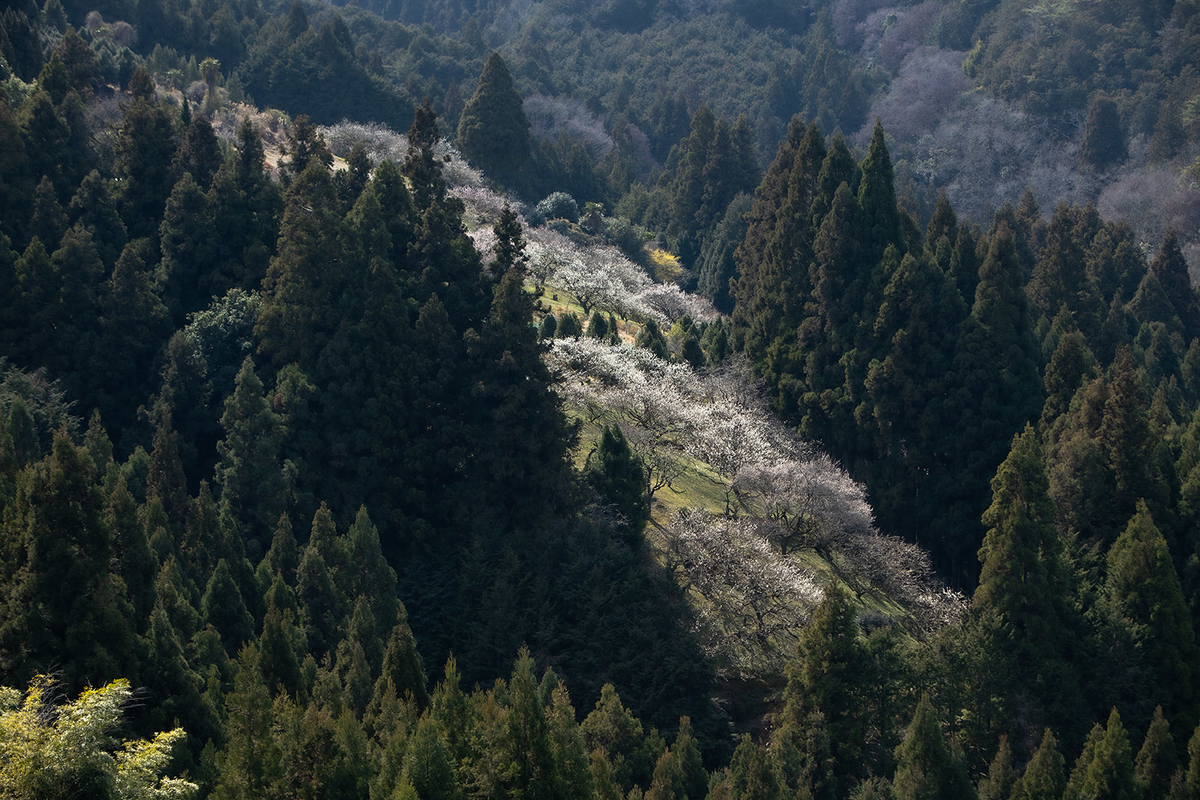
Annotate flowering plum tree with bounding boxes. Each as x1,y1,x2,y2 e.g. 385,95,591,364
547,336,964,677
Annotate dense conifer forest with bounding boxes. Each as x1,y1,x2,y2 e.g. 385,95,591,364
2,0,1200,795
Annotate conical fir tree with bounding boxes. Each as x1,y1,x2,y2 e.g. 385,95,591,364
1107,503,1197,725
891,694,974,800
588,424,649,546
968,425,1080,756
456,52,531,175
1134,706,1177,800
1010,729,1065,800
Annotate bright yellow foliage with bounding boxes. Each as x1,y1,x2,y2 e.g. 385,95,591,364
0,675,196,799
648,248,682,283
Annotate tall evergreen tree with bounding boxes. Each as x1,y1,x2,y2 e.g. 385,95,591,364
1010,729,1066,800
967,425,1081,757
113,67,178,239
588,424,649,546
201,558,256,655
456,52,531,175
773,583,870,797
1107,503,1197,727
1071,708,1138,800
1134,707,1177,800
1150,230,1200,341
857,119,903,267
891,695,975,800
214,357,291,556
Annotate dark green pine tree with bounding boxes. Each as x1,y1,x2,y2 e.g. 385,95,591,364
581,683,653,794
947,227,1043,582
113,67,179,239
1129,268,1180,334
968,425,1081,757
725,735,783,800
215,357,291,554
49,224,104,386
1041,330,1096,434
501,648,561,798
588,424,649,547
1069,708,1138,800
547,684,593,799
400,715,457,800
456,51,531,176
1100,348,1170,535
255,160,343,370
698,110,753,244
667,104,715,246
811,133,858,227
0,431,140,691
342,506,399,646
947,225,981,310
0,88,34,244
11,236,61,373
1150,230,1200,340
795,179,862,452
1080,95,1127,172
1134,707,1177,800
1030,205,1105,339
29,174,67,248
106,472,156,623
68,170,127,269
18,90,79,204
977,736,1017,800
1182,723,1200,798
1009,729,1066,800
696,193,752,314
90,238,171,440
857,119,903,268
257,580,303,698
158,170,217,325
201,558,256,655
214,643,283,800
646,717,708,800
462,213,577,534
773,583,870,798
891,694,975,800
204,116,281,293
1107,503,1197,727
146,403,190,531
926,191,958,249
731,118,820,360
295,504,349,659
143,603,218,744
863,250,967,546
53,27,97,98
175,113,223,191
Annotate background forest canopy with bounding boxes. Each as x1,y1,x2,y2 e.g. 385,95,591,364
3,0,1200,797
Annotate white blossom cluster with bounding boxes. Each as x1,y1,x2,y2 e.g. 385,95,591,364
317,121,486,188
525,228,718,325
663,509,822,677
546,338,802,477
548,336,965,676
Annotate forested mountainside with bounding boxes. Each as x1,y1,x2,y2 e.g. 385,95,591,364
3,0,1200,796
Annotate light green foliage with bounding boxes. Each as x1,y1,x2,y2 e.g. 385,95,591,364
0,676,196,799
892,695,975,800
1010,729,1065,800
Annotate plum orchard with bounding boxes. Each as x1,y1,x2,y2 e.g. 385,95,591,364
546,338,964,677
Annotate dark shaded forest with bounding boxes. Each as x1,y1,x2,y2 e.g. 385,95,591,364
2,0,1200,796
